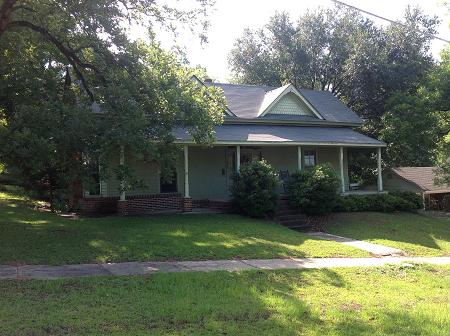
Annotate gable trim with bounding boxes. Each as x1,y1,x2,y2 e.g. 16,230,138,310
258,84,324,119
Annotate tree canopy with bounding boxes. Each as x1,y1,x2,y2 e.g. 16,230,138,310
229,5,439,134
0,0,225,209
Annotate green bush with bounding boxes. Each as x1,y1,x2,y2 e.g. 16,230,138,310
230,160,279,218
389,191,423,209
334,192,422,213
287,163,340,216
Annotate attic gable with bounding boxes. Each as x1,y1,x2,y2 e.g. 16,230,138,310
258,84,323,119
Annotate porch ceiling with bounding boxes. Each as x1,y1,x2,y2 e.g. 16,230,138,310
173,125,385,147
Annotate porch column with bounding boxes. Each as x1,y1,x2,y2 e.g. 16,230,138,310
236,145,241,173
119,145,126,201
297,146,302,171
184,145,190,198
339,146,345,193
377,147,383,192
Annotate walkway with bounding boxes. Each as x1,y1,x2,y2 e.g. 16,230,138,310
305,231,404,256
1,257,449,280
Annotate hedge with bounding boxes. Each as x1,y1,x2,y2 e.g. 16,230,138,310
334,191,422,212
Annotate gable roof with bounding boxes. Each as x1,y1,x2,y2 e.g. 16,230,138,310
391,167,450,193
204,82,362,124
259,84,324,119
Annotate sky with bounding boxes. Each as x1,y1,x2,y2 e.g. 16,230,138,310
134,0,450,82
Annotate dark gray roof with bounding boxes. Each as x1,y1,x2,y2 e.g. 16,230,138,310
298,89,362,124
206,83,272,119
206,82,363,124
173,125,384,146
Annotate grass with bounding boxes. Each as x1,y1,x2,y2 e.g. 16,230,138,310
0,189,368,265
324,212,450,257
0,265,449,335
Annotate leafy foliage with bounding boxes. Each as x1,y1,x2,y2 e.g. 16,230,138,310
229,6,438,134
380,92,439,167
287,164,340,216
230,160,279,218
334,192,422,212
0,1,225,207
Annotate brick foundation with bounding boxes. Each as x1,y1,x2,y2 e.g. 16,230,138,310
79,197,118,216
80,193,184,216
192,199,232,212
80,194,232,216
182,197,193,212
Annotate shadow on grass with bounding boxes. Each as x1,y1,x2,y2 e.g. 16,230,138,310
0,197,325,265
1,268,447,335
324,212,450,252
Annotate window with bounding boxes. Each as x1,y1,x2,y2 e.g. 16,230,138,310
304,149,316,167
160,171,177,193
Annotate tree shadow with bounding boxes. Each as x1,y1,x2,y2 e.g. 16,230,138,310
323,211,449,252
2,197,356,265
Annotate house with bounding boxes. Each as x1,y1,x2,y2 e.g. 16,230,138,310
80,79,386,215
384,167,450,210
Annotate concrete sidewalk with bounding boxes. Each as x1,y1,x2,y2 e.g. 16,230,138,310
1,256,449,280
304,231,404,256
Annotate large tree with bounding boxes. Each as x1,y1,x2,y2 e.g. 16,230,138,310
229,5,439,134
0,1,225,209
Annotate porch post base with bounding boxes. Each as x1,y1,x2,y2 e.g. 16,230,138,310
117,200,128,216
182,197,192,212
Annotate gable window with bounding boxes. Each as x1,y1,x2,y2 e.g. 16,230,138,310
304,149,316,167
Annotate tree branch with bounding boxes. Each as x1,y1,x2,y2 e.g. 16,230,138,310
6,20,100,101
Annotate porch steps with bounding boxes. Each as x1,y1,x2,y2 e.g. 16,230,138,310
275,198,312,230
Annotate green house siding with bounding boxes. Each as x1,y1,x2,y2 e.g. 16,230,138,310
101,145,351,199
186,146,229,200
104,151,162,197
384,173,423,193
266,92,314,116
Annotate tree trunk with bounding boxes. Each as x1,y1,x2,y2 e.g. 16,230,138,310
0,0,17,37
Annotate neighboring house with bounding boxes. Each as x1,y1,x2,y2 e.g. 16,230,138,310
384,167,450,210
80,78,385,215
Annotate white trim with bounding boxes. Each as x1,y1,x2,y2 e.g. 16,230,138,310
119,145,125,201
339,146,345,193
258,84,324,119
224,117,362,127
236,145,240,173
297,146,302,170
175,140,386,148
184,145,189,198
377,147,383,192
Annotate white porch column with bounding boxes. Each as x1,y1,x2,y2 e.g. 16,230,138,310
297,146,302,171
184,145,190,198
377,147,383,192
119,145,126,201
339,146,345,194
236,145,241,173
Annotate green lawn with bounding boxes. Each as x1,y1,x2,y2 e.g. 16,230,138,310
1,265,449,335
0,190,368,265
324,212,450,256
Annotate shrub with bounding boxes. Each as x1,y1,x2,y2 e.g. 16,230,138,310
230,160,279,218
334,192,421,213
288,163,340,216
390,191,423,209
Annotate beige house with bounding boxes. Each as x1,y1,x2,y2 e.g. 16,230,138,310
385,167,450,209
81,79,386,215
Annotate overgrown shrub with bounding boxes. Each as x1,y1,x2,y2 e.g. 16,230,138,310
334,192,422,213
287,163,340,216
389,191,423,209
230,160,279,218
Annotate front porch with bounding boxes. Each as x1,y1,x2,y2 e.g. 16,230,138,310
81,143,384,215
